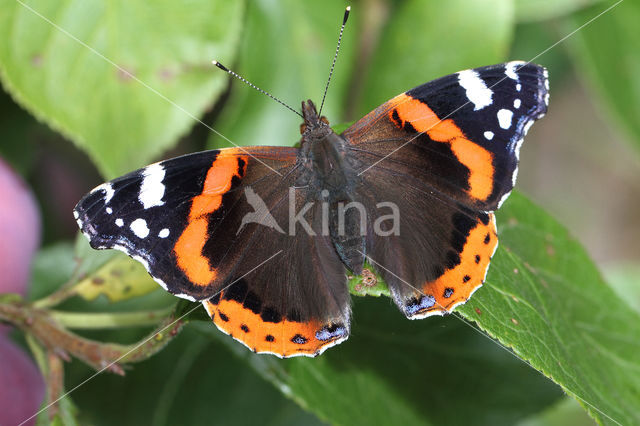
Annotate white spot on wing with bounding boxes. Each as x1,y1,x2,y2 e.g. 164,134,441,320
497,109,513,129
139,163,166,209
516,83,521,92
158,228,170,238
115,218,124,227
130,218,149,238
92,183,115,204
458,70,493,110
484,131,494,140
513,99,521,109
106,207,113,214
504,61,521,81
73,210,79,219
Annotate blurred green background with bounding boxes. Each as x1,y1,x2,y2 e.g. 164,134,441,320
1,0,639,425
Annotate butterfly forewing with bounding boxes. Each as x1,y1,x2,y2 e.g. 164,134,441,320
343,62,548,211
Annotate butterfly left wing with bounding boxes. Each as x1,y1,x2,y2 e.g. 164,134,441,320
74,147,351,357
343,62,548,318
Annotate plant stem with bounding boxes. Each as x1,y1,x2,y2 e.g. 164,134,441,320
32,287,78,309
49,306,175,329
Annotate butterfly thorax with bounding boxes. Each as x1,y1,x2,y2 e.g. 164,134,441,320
297,100,365,273
299,100,357,200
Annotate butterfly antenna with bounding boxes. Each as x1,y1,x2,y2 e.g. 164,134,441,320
212,60,304,119
318,6,351,117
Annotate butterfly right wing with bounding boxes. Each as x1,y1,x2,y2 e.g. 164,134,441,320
342,62,548,318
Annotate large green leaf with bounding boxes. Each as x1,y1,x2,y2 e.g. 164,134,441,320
0,0,244,178
458,192,640,425
564,0,640,155
358,0,513,117
206,298,561,426
65,327,323,426
207,0,356,150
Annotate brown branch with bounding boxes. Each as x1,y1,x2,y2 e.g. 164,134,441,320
45,351,65,422
0,297,188,375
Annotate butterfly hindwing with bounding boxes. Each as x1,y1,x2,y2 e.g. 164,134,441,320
204,194,351,357
356,171,498,318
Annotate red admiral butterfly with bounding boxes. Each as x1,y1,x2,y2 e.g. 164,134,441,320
74,7,549,357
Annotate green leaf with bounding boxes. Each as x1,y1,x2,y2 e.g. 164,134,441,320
215,299,562,426
514,0,605,22
207,0,356,150
517,397,596,426
358,0,513,117
564,1,640,155
0,0,245,178
73,255,158,303
603,263,640,315
458,192,640,425
29,242,77,301
65,327,323,426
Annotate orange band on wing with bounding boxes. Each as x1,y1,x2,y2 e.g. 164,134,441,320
173,218,216,285
173,149,248,287
449,138,494,201
190,150,248,219
422,213,498,313
390,94,495,201
204,298,343,357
